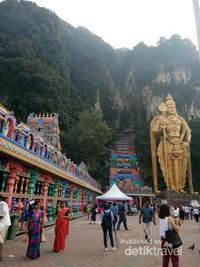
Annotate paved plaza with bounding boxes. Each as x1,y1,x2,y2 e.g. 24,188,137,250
1,214,200,267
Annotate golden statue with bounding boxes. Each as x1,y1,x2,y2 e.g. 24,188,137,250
150,94,194,194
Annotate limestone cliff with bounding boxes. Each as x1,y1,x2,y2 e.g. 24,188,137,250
108,65,200,125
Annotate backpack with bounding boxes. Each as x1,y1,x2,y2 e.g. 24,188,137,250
102,210,112,229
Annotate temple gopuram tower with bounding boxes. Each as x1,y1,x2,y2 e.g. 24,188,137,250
26,113,61,151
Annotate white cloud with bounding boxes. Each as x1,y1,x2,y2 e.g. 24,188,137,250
21,0,199,48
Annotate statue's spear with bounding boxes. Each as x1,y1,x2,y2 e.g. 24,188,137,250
150,117,159,193
159,103,169,190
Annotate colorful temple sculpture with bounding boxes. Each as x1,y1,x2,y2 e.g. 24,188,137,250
110,136,154,207
0,104,101,222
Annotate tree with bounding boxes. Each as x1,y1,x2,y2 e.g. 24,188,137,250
65,109,112,175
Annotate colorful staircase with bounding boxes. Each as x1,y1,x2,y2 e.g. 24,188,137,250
110,140,143,193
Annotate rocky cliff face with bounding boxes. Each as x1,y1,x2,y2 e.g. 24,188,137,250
155,66,192,84
108,65,200,125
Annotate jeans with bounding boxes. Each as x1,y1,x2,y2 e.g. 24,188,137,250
113,216,118,227
103,227,114,248
194,214,199,223
142,222,152,240
116,215,128,230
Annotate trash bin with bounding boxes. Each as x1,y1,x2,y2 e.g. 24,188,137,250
7,213,20,240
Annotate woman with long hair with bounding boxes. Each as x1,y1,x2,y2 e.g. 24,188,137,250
54,201,70,253
26,200,43,260
159,204,180,267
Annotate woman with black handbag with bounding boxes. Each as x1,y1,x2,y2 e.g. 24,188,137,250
159,204,181,267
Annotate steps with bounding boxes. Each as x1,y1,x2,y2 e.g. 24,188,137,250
110,139,143,193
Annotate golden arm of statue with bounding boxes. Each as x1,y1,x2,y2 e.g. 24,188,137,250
180,117,191,143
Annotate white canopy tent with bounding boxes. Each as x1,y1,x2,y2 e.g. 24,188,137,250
96,183,132,201
190,200,200,207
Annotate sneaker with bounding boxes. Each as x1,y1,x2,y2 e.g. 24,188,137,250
104,248,108,252
112,247,116,251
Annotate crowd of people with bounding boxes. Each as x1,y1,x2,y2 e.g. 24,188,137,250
156,204,200,224
0,196,71,261
1,196,200,266
87,200,199,267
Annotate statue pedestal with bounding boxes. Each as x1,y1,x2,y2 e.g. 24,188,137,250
156,190,200,205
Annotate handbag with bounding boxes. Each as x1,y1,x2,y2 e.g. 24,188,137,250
165,228,182,248
41,229,46,242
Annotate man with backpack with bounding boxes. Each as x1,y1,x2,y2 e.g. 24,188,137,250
116,202,129,231
100,205,115,251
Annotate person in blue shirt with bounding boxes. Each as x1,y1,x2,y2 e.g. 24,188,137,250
111,202,118,228
139,201,156,242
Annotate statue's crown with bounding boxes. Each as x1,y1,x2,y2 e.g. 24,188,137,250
165,94,175,106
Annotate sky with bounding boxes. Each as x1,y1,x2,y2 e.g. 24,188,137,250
25,0,198,49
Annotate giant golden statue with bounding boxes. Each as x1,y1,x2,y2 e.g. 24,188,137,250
150,94,194,194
